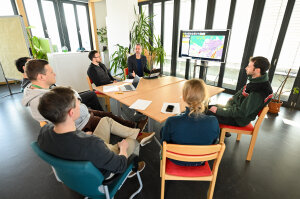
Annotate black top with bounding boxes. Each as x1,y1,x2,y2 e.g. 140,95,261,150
87,63,115,86
38,124,127,178
127,54,150,78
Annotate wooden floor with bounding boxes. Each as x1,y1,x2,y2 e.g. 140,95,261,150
1,84,300,199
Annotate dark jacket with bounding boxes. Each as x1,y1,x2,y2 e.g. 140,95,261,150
87,63,115,86
160,107,220,166
127,54,150,78
38,124,127,178
216,73,273,126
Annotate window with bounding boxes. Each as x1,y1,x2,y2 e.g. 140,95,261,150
142,4,149,17
163,0,174,75
76,5,91,51
42,0,61,51
63,3,79,51
271,0,300,101
222,0,254,90
176,0,191,78
153,2,162,69
193,0,207,30
0,0,14,16
23,0,92,52
205,0,231,86
253,0,287,60
23,0,45,38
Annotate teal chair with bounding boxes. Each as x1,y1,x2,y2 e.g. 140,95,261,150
31,142,143,199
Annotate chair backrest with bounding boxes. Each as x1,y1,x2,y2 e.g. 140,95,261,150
124,68,129,80
253,106,269,133
39,121,47,127
162,142,225,176
31,142,105,197
86,76,94,91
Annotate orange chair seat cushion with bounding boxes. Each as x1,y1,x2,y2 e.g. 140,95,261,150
219,123,254,131
165,159,212,177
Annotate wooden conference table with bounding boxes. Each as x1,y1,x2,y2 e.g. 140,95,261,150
95,76,225,125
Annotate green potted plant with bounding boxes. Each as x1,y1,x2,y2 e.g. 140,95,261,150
268,68,292,114
97,27,108,52
130,10,165,69
110,44,129,80
26,26,48,60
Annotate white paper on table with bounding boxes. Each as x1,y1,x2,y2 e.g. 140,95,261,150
129,99,152,110
161,103,180,114
123,79,134,83
103,85,119,92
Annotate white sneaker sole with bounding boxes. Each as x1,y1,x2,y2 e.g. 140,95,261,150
140,132,155,147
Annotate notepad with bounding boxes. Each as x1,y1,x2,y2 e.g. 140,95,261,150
129,99,152,110
103,85,119,92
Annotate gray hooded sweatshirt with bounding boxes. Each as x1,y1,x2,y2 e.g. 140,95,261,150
22,86,90,130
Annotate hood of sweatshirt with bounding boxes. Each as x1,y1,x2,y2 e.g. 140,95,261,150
22,87,49,107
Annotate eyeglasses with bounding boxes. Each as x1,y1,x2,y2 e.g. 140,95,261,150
94,56,100,58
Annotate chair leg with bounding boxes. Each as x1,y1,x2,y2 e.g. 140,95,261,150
207,178,216,199
219,129,226,143
246,133,258,161
129,171,143,199
161,177,166,199
236,134,242,141
104,185,110,199
51,166,62,182
105,96,111,112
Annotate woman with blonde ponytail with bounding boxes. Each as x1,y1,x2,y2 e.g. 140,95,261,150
160,79,220,166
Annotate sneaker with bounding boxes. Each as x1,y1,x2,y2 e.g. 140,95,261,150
137,117,148,133
128,161,146,178
136,132,155,146
225,132,231,137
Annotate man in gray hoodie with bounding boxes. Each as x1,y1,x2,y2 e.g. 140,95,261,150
22,59,151,137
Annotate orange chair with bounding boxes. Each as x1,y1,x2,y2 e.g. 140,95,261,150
86,76,111,112
39,121,47,127
219,106,269,161
124,67,129,80
160,142,225,199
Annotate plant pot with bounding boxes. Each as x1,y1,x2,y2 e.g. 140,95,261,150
268,99,283,114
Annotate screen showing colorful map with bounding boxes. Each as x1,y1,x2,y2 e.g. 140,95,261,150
189,35,225,59
179,30,230,62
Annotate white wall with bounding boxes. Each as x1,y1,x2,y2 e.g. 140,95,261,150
94,0,107,30
106,0,138,68
94,0,109,67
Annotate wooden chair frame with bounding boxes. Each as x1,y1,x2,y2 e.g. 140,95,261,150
160,141,226,199
219,106,269,161
86,76,111,112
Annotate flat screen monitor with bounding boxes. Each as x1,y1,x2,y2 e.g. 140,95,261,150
178,30,230,62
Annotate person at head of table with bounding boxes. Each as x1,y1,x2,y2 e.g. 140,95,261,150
160,79,220,166
15,57,32,92
128,44,155,79
87,50,117,87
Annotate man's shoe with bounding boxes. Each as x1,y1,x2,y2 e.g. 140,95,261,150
136,132,155,146
128,161,146,178
137,117,148,133
225,132,231,137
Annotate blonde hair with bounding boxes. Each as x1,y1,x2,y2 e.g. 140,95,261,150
182,79,208,116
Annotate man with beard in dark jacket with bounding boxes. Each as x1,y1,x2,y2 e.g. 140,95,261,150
208,56,273,135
